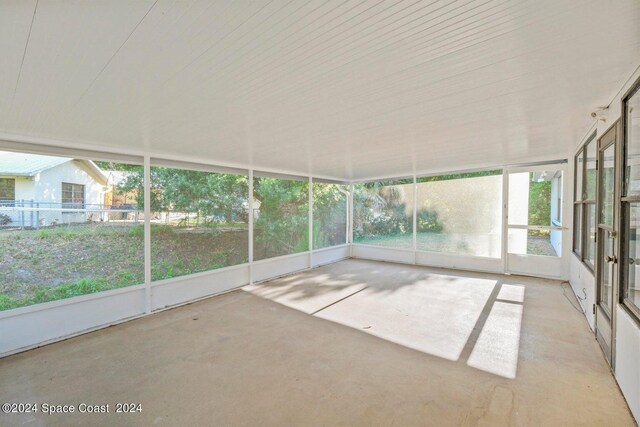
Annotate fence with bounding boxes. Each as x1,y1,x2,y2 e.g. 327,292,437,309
0,200,141,230
0,200,246,231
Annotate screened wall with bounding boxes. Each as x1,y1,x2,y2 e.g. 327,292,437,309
0,144,569,315
416,171,502,258
0,150,349,313
353,179,413,248
149,165,249,280
253,175,309,261
0,153,144,311
313,182,348,250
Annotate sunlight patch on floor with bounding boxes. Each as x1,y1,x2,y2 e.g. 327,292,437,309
467,301,524,379
313,276,497,361
246,261,528,378
497,284,526,303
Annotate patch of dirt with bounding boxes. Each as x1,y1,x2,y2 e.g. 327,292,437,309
527,235,557,256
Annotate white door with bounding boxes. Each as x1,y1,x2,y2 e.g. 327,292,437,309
505,164,566,278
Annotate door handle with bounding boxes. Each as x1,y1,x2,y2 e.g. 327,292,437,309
605,255,617,264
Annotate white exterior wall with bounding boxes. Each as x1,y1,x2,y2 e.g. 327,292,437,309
569,66,640,422
550,174,562,256
14,176,35,200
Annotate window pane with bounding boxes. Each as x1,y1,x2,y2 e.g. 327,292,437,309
585,203,596,267
600,229,614,316
626,88,640,197
623,89,640,316
573,204,582,255
575,149,583,201
313,183,347,249
0,155,144,311
0,178,15,201
253,176,308,260
508,171,562,226
62,182,85,209
624,203,640,310
353,179,413,248
150,167,249,280
415,171,502,257
586,139,597,200
600,143,615,226
508,228,561,256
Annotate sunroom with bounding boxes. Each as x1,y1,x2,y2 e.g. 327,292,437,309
1,1,640,425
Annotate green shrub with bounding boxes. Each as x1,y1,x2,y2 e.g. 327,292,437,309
37,229,51,239
417,210,443,233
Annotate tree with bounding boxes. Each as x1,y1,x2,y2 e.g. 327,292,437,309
118,167,248,222
528,179,552,227
352,180,412,240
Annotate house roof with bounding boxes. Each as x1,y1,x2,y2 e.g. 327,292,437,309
0,151,108,185
0,151,70,176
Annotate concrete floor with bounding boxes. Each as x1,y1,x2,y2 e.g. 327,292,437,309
0,259,634,426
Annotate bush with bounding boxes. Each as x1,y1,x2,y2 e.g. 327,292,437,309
417,210,443,233
0,213,10,226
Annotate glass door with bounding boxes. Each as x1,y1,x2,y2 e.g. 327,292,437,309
505,165,565,278
595,124,619,366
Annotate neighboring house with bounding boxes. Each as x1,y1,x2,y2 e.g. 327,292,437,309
0,151,108,228
102,170,138,208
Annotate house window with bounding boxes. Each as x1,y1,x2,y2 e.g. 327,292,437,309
622,78,640,321
0,178,15,206
62,183,85,210
573,133,596,271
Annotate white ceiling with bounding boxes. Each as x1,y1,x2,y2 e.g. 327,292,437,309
0,0,639,181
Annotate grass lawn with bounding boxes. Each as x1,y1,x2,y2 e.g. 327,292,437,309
0,224,248,311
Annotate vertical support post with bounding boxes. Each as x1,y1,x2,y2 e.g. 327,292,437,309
248,169,254,285
501,170,509,274
144,156,151,314
29,200,34,229
20,199,24,230
35,202,40,230
309,176,313,269
345,187,349,245
413,175,417,264
349,183,354,258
